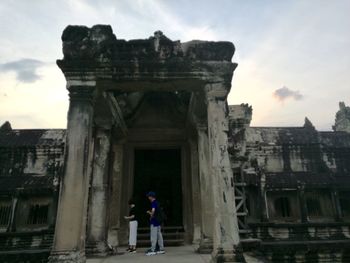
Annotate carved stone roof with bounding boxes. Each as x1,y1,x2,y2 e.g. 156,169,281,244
264,172,350,189
0,129,66,147
57,25,237,89
0,128,65,195
59,25,235,62
245,126,318,145
319,131,350,147
0,175,55,195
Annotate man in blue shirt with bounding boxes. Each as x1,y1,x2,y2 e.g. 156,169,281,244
146,191,165,256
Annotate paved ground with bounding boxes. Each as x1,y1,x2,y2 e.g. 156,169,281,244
87,246,211,263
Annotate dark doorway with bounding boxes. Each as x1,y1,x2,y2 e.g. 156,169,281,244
133,149,183,227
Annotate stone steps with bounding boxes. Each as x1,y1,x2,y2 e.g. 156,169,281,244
137,226,185,247
0,231,54,251
0,231,53,263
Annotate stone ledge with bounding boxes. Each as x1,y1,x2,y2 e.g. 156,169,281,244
48,250,86,263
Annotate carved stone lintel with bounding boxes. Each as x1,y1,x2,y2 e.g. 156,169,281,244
48,250,86,263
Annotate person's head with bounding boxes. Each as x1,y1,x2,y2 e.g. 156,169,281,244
128,199,135,207
146,191,156,202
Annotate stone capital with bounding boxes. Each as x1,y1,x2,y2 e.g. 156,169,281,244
68,85,97,104
196,125,208,134
205,83,230,101
94,118,114,130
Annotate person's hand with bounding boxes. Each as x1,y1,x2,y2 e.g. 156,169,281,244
124,216,128,220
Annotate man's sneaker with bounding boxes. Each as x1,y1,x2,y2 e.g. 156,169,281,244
129,249,137,253
145,249,156,256
156,250,165,255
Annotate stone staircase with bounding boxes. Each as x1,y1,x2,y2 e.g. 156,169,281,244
137,226,185,247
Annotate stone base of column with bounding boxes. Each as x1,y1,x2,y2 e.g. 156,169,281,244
48,250,86,263
86,241,110,256
211,246,246,263
197,237,213,254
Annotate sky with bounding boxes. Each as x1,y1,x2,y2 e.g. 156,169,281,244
0,0,349,130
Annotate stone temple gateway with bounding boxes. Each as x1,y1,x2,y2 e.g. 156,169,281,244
1,25,350,263
50,24,242,262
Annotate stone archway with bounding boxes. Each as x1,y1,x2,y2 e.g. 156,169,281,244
49,25,242,263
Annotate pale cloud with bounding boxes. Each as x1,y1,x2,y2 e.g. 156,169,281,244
228,1,350,130
273,86,303,102
0,64,67,129
0,59,46,83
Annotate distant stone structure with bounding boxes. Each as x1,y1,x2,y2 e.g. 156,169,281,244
333,102,350,133
0,25,350,263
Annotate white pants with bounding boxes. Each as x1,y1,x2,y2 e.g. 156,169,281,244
129,220,138,246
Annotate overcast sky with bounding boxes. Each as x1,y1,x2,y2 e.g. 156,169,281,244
0,0,349,130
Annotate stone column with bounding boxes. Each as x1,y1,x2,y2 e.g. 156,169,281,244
107,143,124,248
197,127,214,253
8,195,18,232
189,139,202,245
297,183,308,223
49,83,96,263
258,172,269,222
206,87,243,262
86,127,111,255
331,189,343,221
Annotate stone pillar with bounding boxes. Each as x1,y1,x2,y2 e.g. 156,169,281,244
86,127,111,255
259,172,269,222
49,84,96,263
206,87,243,262
107,144,124,248
331,189,343,221
189,139,202,245
197,127,214,253
297,183,308,223
8,195,18,232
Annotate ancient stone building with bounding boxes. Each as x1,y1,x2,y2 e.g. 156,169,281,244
229,103,350,262
0,25,350,262
0,123,65,261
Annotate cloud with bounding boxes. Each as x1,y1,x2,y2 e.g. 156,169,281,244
273,86,303,102
0,58,45,83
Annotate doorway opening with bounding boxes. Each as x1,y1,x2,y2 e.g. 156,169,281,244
133,149,183,228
